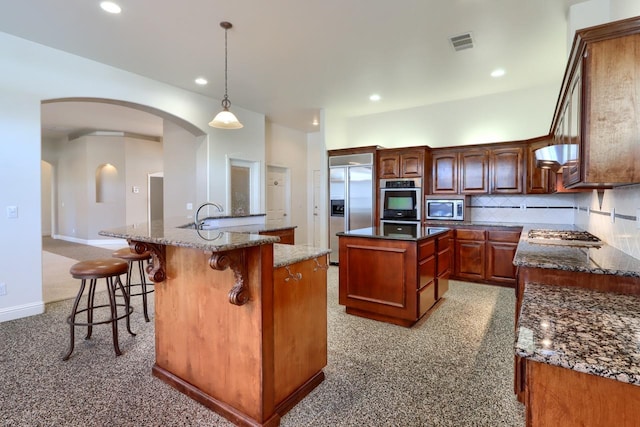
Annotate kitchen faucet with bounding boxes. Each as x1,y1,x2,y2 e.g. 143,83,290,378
195,202,224,229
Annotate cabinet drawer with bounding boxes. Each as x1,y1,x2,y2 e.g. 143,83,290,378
437,247,450,276
418,282,436,317
418,239,435,260
456,229,486,241
437,233,451,251
487,230,521,243
418,255,435,290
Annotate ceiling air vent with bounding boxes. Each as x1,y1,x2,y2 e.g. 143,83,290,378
449,32,474,51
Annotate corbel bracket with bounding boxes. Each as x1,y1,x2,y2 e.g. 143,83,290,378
208,250,249,306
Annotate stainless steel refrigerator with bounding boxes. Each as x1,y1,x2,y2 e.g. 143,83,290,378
329,153,374,264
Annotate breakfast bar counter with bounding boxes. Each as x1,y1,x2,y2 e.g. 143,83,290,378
100,220,330,427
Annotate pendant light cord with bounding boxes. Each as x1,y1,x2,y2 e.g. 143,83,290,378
222,23,230,109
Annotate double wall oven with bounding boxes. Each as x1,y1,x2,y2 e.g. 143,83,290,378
380,178,422,236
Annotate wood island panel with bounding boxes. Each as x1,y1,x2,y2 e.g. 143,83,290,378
338,231,449,327
150,243,326,427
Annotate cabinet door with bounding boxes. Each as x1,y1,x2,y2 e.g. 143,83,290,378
491,146,524,194
526,140,552,194
454,239,485,280
378,153,400,179
486,241,518,285
431,151,458,194
460,150,489,194
400,150,423,178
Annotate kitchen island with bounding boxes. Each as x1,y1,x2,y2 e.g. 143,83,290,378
337,226,452,327
100,220,330,427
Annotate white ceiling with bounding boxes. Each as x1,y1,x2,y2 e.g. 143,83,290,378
2,0,586,138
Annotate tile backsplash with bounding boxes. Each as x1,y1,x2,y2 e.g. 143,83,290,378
469,194,576,225
574,183,640,260
468,183,640,260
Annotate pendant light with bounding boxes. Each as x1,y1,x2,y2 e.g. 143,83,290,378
209,21,243,129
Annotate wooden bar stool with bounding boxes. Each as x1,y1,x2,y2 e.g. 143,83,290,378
113,247,154,322
63,258,135,361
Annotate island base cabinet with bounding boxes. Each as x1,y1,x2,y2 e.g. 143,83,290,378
151,244,326,427
526,361,640,427
339,235,439,327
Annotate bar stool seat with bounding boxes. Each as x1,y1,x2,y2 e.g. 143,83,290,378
113,248,154,322
63,258,135,361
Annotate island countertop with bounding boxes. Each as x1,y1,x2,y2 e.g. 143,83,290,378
515,282,640,386
99,219,329,267
337,226,450,241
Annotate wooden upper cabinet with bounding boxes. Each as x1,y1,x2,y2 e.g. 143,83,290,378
378,148,424,179
491,146,524,194
378,152,400,179
431,150,458,194
460,149,489,194
554,18,640,188
526,139,552,194
400,151,423,178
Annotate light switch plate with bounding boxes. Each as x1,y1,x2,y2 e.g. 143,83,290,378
637,208,640,229
6,206,17,219
610,208,615,223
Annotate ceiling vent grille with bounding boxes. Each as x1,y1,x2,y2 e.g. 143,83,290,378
449,32,474,51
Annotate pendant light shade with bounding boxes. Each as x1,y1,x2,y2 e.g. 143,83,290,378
209,21,243,129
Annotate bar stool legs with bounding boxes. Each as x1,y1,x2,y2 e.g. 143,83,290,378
63,259,135,361
113,248,154,322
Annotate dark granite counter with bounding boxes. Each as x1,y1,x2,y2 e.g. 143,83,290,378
337,226,450,241
514,224,640,278
273,244,331,268
99,219,328,267
515,282,640,386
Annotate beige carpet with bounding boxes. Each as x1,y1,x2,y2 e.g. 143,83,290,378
42,237,128,303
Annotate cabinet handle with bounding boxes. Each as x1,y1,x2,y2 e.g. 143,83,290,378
284,266,302,282
313,258,329,271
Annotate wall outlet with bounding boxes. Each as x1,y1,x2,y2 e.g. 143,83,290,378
587,207,591,216
637,208,640,229
0,282,6,296
610,208,615,224
132,186,140,194
186,203,193,210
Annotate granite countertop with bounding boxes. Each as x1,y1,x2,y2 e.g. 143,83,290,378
100,219,328,268
515,282,640,386
99,220,279,253
337,226,450,241
513,224,640,278
273,244,331,268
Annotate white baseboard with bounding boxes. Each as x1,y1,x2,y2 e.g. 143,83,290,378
0,301,45,323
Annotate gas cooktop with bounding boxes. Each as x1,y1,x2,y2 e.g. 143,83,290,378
527,229,602,248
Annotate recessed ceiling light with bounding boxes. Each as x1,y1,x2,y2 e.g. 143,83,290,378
195,77,208,85
369,94,381,102
100,1,122,14
491,68,506,78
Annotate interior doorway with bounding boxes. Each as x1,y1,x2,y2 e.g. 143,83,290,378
148,172,164,223
228,158,260,215
266,165,290,228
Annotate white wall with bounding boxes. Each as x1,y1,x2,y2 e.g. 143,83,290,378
325,83,558,150
569,0,640,48
265,122,311,244
0,31,266,322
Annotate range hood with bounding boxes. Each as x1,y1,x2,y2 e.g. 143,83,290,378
534,144,578,172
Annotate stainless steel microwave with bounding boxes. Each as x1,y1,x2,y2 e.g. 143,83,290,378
425,198,465,221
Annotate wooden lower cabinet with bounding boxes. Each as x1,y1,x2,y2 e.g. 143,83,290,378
338,231,450,327
514,267,640,405
260,227,295,245
525,361,640,427
452,226,521,287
